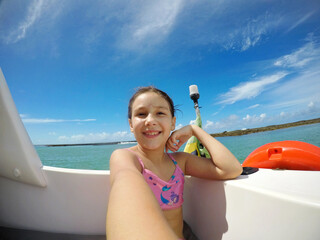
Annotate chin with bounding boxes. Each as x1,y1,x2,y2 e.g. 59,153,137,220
140,143,164,151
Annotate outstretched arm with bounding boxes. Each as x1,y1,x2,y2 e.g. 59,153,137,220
166,125,242,180
106,150,179,240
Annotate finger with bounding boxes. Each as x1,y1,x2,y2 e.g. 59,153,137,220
168,134,176,143
166,141,177,152
171,138,179,147
168,139,178,149
166,140,174,152
166,145,174,152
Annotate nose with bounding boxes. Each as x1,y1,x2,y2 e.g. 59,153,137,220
145,113,156,125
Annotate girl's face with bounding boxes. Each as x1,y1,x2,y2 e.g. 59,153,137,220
129,92,176,151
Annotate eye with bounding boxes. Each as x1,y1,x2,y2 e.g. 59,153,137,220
157,111,165,115
136,112,146,117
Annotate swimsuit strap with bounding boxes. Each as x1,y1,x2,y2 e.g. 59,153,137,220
126,148,145,169
167,153,178,165
126,149,179,173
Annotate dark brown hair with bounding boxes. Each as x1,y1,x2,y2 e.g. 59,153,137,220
128,86,175,119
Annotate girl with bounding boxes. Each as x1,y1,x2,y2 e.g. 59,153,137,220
106,87,243,240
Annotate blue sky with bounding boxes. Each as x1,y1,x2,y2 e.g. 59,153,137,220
1,0,320,145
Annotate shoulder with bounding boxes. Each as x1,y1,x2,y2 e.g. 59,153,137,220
110,148,131,160
110,148,142,176
171,151,217,178
170,151,194,162
168,151,191,174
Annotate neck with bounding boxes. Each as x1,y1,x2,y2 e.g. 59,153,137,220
136,145,167,164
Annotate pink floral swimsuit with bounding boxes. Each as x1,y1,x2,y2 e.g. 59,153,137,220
127,149,184,210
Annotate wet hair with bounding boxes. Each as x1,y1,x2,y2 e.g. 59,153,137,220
128,86,175,119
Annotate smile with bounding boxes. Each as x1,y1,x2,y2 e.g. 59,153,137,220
144,131,161,137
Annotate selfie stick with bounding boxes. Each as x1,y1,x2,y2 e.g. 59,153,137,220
189,85,201,123
184,85,210,158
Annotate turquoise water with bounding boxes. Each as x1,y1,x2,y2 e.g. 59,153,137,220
36,143,133,170
36,123,320,170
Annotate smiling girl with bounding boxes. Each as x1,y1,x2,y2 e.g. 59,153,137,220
106,87,242,240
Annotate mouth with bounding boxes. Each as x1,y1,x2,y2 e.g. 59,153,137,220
143,130,161,138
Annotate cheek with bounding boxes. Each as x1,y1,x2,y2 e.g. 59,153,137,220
130,118,143,130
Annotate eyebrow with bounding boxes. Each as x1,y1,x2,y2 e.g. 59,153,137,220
134,105,170,111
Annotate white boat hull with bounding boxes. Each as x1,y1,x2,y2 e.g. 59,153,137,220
1,168,320,239
184,170,320,240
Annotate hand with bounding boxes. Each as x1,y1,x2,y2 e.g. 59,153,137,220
166,125,193,152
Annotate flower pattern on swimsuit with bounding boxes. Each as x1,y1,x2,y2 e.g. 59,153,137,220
144,157,184,210
126,149,184,210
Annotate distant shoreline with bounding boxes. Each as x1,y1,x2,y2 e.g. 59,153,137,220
40,118,320,147
210,118,320,137
41,141,137,147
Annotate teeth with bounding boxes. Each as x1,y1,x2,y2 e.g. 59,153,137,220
146,132,158,135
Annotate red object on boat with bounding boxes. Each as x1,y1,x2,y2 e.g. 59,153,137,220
242,140,320,170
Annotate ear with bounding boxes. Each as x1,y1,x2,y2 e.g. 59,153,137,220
171,116,176,131
128,119,134,132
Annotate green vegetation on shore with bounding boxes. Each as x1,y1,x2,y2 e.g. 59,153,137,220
42,118,319,147
211,118,320,137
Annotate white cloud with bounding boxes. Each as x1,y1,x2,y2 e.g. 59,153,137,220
194,5,286,52
5,0,45,44
22,117,96,124
70,134,86,141
245,37,319,120
238,18,266,51
219,72,288,105
274,40,320,68
119,0,184,51
204,120,214,129
308,101,314,108
19,114,28,118
189,120,196,125
2,0,316,57
280,111,286,116
285,11,316,33
277,101,320,121
58,135,68,141
203,115,240,132
198,100,318,134
205,39,320,132
243,114,267,122
58,131,134,143
247,104,260,109
267,69,320,111
260,113,266,119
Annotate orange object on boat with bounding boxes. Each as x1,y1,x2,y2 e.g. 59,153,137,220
242,140,320,170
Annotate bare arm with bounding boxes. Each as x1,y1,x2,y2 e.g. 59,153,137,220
106,150,179,240
166,125,242,179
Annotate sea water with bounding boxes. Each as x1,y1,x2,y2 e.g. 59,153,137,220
36,123,320,170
